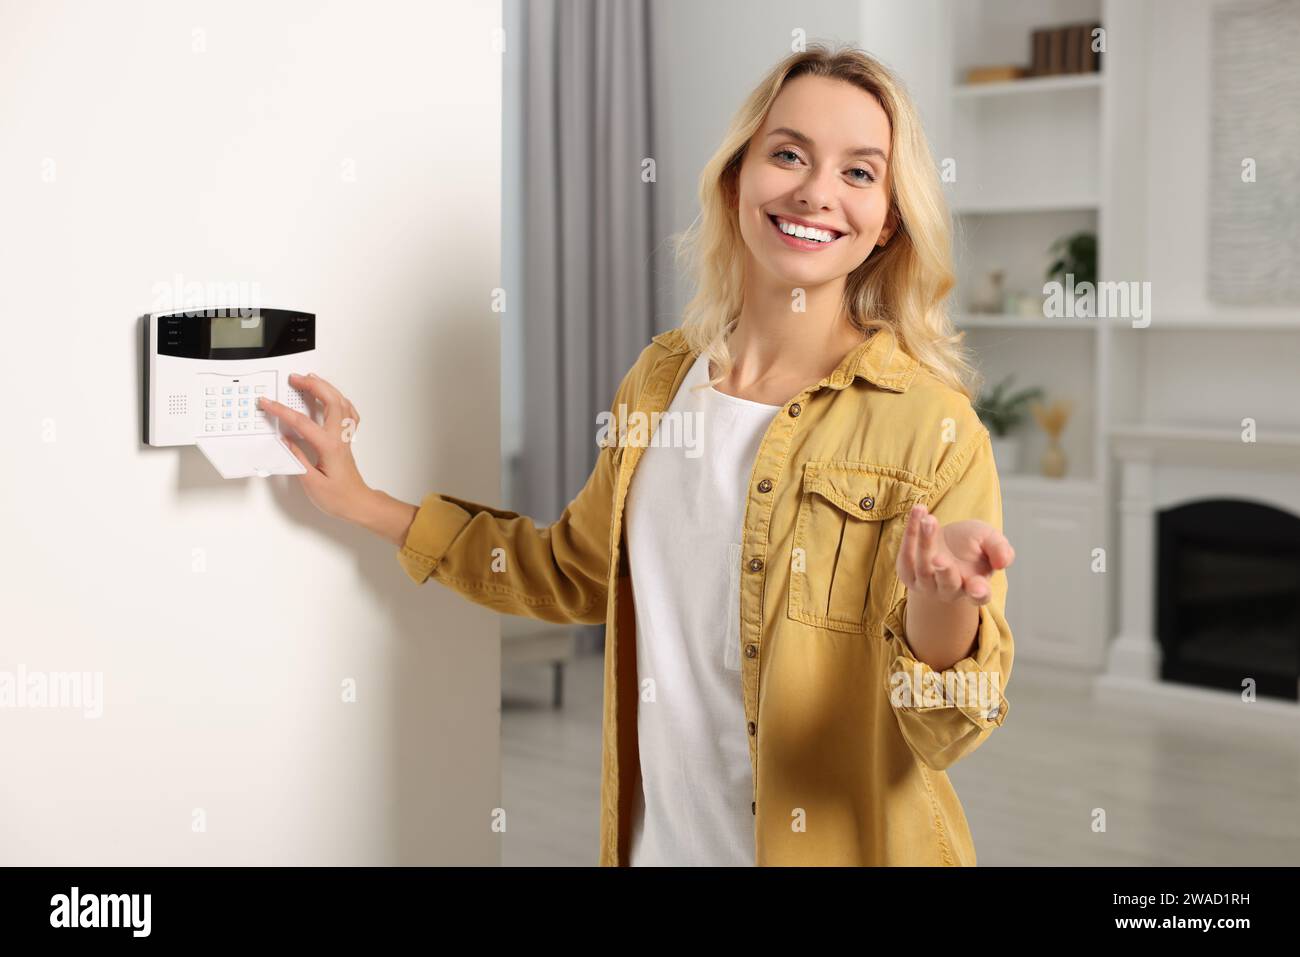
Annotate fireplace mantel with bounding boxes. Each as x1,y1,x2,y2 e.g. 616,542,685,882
1110,424,1300,469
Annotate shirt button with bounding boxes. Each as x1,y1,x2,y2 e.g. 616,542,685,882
751,801,756,815
757,478,773,493
747,721,756,735
860,495,875,511
744,644,758,659
788,402,802,418
747,557,764,572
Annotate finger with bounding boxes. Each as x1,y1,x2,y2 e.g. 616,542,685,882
308,373,361,433
917,512,939,576
342,398,360,437
288,372,343,431
309,372,359,428
931,552,964,602
984,531,1015,569
258,395,330,453
963,573,992,605
911,506,928,579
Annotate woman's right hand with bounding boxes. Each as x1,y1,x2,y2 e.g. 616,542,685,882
259,372,417,545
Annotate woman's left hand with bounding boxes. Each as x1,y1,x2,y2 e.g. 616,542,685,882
896,504,1015,606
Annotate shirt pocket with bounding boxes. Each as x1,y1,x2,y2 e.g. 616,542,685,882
787,461,928,634
723,542,742,671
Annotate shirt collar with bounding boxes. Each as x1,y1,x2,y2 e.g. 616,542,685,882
650,323,918,394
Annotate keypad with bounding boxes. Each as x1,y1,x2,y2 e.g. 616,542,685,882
197,372,276,435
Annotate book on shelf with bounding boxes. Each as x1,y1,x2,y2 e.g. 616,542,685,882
1029,21,1103,77
1084,22,1102,72
1064,24,1082,73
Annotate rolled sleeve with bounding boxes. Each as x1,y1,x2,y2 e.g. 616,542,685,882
396,492,479,585
880,425,1013,771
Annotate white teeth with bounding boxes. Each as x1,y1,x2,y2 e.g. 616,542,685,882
775,217,836,243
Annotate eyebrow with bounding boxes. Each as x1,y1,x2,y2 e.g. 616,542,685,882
766,126,888,163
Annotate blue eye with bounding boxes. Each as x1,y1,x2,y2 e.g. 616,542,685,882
773,148,876,185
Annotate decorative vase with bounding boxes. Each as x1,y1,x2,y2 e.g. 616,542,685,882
1040,437,1067,478
969,269,1005,314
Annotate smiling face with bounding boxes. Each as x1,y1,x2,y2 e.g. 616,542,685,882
734,73,896,290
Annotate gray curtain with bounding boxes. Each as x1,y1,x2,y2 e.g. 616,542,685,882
514,0,659,525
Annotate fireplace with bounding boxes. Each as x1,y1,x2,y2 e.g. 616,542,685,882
1157,499,1300,702
1103,428,1300,726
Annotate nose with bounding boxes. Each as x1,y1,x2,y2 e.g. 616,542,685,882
791,161,838,212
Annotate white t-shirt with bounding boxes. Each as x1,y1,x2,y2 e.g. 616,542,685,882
624,350,781,866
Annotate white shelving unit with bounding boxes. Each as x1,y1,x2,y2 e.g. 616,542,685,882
939,0,1111,669
952,71,1104,98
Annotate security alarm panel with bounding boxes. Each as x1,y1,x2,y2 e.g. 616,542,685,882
145,308,315,479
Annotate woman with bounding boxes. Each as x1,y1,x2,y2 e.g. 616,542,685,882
259,44,1017,867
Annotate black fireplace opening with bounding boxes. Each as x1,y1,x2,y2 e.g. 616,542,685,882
1157,498,1300,702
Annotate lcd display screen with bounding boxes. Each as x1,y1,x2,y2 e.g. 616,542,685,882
211,314,264,348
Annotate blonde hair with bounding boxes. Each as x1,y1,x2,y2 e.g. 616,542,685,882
672,43,979,401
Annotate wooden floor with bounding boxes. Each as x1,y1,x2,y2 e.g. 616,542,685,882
501,652,1300,867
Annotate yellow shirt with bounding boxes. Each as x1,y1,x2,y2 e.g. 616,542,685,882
396,324,1013,866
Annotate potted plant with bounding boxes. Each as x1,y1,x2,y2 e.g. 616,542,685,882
1045,231,1098,315
975,374,1044,475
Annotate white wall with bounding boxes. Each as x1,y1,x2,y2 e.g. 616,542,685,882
0,0,503,864
1117,0,1300,432
857,0,949,155
1144,0,1298,321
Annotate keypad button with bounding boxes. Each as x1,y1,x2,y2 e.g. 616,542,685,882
222,387,234,395
239,386,250,394
205,386,217,395
205,423,218,432
205,411,217,419
254,385,268,394
221,423,233,431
